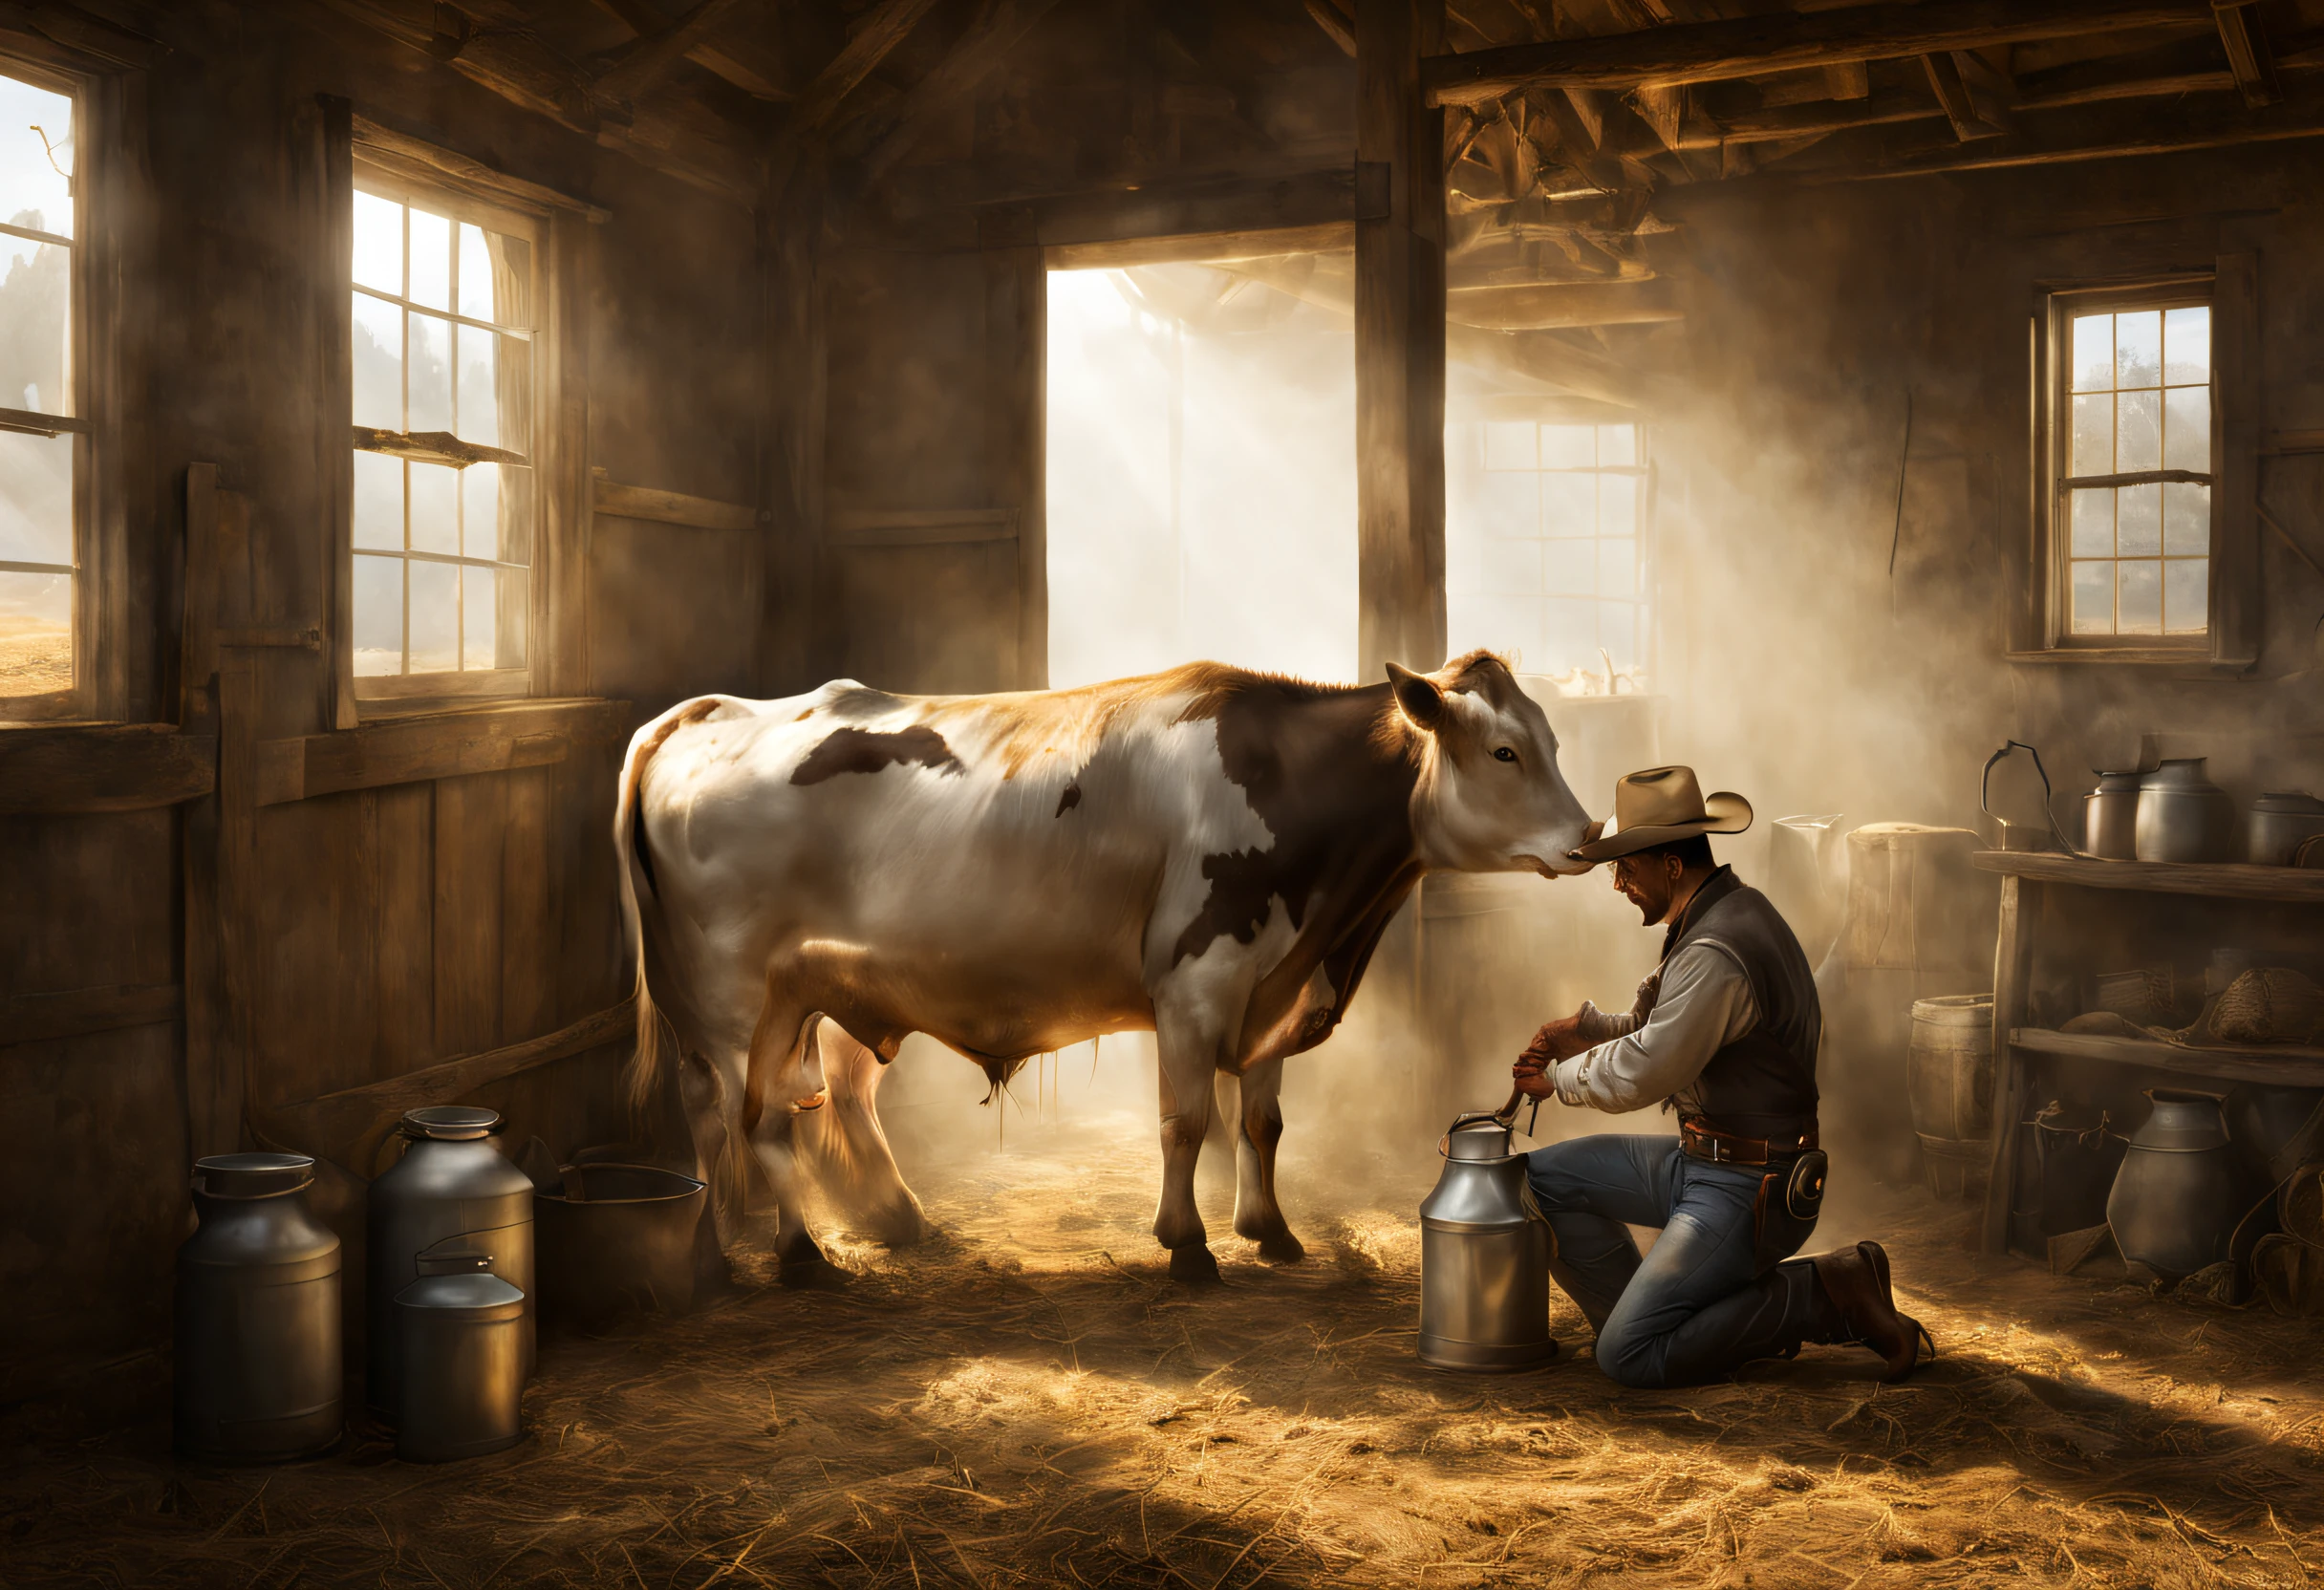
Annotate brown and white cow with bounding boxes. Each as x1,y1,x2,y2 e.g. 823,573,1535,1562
615,650,1594,1283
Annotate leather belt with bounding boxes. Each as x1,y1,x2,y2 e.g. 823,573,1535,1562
1680,1119,1819,1167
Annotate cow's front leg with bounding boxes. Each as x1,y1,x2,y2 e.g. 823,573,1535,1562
1228,1059,1303,1263
1152,1010,1226,1285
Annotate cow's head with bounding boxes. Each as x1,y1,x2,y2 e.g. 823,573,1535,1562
1388,653,1595,878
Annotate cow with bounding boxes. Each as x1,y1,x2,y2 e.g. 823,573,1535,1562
614,650,1596,1284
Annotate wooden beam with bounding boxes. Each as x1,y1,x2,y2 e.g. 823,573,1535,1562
354,425,528,471
252,698,633,807
1673,93,1941,148
1811,88,2324,179
1422,0,2211,103
591,0,748,106
0,723,215,814
848,0,1074,190
1825,59,1871,99
255,999,636,1175
587,0,792,100
1356,0,1449,677
592,471,760,530
0,983,182,1049
1305,0,1357,56
2215,3,2283,107
1046,220,1356,269
353,112,611,221
1922,52,2009,140
779,0,942,142
0,1,163,68
973,166,1364,252
1447,276,1680,329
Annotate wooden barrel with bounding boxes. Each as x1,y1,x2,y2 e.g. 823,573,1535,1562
1906,994,1994,1146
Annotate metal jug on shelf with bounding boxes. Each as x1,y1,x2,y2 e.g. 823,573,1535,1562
174,1152,344,1463
1418,1106,1558,1372
1980,741,2073,854
2082,770,2142,860
367,1107,535,1422
2106,1088,2242,1279
2134,760,2236,864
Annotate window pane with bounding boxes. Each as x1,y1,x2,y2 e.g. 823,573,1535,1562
2117,559,2162,634
1599,537,1636,598
352,293,402,431
1473,592,1541,661
2163,306,2209,384
1475,470,1537,536
2071,393,2112,476
2069,560,2112,634
352,552,401,676
0,230,67,416
2116,388,2159,472
2163,385,2208,473
0,426,72,568
1599,473,1637,535
461,462,500,561
454,323,496,447
461,566,496,670
407,312,452,433
1597,425,1637,466
2117,482,2160,556
457,222,495,321
1539,598,1597,672
409,558,458,673
2069,487,2112,558
0,568,69,692
353,192,401,295
2163,557,2208,634
407,206,452,312
353,451,402,550
1482,421,1534,470
0,75,75,246
1541,474,1593,535
1599,601,1637,668
1480,537,1541,595
1543,538,1595,595
1539,424,1594,469
2071,312,2112,393
2163,482,2209,555
409,462,457,555
2115,311,2161,388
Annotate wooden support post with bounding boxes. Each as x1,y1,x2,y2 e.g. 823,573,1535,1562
1981,873,2034,1255
983,246,1047,691
1355,0,1449,679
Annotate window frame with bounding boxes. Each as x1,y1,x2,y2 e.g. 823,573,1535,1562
2039,274,2213,655
2023,259,2258,667
0,53,96,723
344,160,546,708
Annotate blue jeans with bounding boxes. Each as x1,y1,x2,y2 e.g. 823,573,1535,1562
1524,1133,1828,1388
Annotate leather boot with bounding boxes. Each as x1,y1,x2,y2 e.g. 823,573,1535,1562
1809,1241,1932,1381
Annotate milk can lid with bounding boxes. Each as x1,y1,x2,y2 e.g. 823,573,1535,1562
402,1105,502,1141
193,1151,315,1198
396,1270,526,1317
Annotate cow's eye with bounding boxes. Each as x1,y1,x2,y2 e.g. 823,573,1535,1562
1494,746,1517,763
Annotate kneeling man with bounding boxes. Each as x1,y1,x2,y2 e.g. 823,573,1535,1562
1514,765,1932,1388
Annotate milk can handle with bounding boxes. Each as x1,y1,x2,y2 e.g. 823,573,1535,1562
1981,740,2082,857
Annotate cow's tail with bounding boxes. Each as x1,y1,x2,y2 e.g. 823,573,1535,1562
614,699,719,1131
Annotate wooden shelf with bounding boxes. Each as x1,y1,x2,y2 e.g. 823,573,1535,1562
1972,849,2324,905
2010,1026,2324,1087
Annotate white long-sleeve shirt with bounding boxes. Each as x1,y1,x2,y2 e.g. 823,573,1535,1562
1549,940,1760,1114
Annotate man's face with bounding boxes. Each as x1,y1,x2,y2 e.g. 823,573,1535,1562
1611,850,1683,925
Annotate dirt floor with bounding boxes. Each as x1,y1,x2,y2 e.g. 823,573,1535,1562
4,1095,2322,1589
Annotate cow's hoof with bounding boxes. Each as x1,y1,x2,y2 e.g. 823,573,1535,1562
1168,1244,1223,1287
780,1257,850,1291
1256,1231,1307,1265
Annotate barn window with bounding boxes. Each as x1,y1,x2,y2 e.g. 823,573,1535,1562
349,173,535,692
1448,418,1648,689
2053,293,2212,642
0,66,80,712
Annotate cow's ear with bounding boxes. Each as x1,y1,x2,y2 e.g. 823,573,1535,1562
1387,662,1445,731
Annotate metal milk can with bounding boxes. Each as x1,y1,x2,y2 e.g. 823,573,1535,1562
2107,1088,2241,1279
395,1249,527,1462
367,1107,535,1421
1418,1110,1559,1372
174,1152,344,1462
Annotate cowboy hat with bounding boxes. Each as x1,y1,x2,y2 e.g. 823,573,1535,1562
1570,764,1753,863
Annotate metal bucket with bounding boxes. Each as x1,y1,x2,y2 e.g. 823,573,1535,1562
395,1250,526,1462
2107,1088,2242,1279
174,1153,343,1463
533,1163,708,1326
367,1107,536,1421
1418,1113,1558,1372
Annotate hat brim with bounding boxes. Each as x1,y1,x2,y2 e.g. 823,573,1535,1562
1569,791,1753,863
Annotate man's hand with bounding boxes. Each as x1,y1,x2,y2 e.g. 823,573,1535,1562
1512,1058,1557,1101
1519,1010,1592,1070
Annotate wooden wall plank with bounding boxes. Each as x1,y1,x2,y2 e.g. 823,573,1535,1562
433,772,507,1062
0,810,177,998
982,246,1046,690
374,780,435,1081
0,984,181,1048
591,472,758,531
498,764,556,1045
255,698,632,806
0,725,216,815
250,795,378,1105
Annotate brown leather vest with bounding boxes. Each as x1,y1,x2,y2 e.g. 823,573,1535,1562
1660,866,1821,1141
